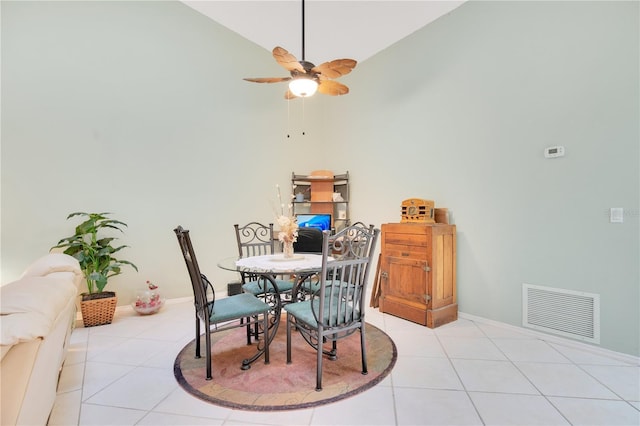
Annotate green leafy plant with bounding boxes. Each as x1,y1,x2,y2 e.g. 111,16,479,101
52,212,138,294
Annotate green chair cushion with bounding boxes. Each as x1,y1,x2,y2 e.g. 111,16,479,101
298,280,355,298
242,279,294,295
283,293,360,328
209,293,269,323
284,299,320,327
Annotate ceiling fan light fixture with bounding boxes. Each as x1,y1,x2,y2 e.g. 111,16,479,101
289,77,318,97
243,0,356,100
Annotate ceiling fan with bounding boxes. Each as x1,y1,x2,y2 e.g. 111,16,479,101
243,0,357,99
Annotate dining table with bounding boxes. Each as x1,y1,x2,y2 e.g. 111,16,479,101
216,253,330,368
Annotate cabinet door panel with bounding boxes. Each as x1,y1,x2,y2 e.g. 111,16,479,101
383,256,430,306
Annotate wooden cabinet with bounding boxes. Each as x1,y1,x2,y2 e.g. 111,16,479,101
291,171,349,232
378,222,457,328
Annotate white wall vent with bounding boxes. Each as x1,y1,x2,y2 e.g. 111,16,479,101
522,283,600,344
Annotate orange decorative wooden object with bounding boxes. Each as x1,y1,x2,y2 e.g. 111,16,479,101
400,198,435,223
309,170,334,203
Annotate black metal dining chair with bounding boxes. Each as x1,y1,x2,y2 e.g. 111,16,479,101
295,222,375,297
234,222,295,296
174,226,270,379
283,223,380,391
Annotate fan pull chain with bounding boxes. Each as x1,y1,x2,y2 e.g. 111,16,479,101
286,97,291,138
285,98,307,139
301,97,306,136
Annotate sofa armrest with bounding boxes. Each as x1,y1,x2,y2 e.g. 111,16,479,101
20,253,82,286
1,275,78,345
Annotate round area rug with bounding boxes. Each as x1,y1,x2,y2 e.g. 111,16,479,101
174,322,396,411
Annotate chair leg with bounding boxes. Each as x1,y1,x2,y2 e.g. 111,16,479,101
316,331,324,391
245,317,251,345
194,316,201,359
360,326,368,375
286,314,292,364
329,337,338,360
205,327,212,380
263,312,270,364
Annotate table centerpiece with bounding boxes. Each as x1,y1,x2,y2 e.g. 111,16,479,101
275,184,298,258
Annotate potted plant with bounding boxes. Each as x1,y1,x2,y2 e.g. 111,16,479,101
52,212,138,327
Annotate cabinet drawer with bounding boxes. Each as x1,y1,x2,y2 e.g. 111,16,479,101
383,231,430,248
384,244,428,259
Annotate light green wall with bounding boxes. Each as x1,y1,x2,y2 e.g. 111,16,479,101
2,1,638,356
325,0,639,356
1,0,331,295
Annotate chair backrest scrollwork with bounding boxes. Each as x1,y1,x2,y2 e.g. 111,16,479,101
234,222,276,257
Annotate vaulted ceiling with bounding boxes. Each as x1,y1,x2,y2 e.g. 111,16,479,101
181,1,465,64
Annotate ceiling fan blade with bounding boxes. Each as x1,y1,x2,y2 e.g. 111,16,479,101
273,46,305,73
318,80,349,96
243,77,291,83
312,59,357,80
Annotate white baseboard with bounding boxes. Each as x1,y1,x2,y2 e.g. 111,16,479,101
459,312,639,366
75,296,194,321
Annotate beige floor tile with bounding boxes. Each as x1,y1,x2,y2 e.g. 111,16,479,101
48,300,637,426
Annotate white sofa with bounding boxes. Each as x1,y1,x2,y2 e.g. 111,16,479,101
1,253,83,426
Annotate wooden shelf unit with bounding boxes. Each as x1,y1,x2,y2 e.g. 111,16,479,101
291,171,349,231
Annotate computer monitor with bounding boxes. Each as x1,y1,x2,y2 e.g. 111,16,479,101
296,214,331,231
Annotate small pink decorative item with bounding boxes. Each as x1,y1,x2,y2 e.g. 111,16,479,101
133,280,164,315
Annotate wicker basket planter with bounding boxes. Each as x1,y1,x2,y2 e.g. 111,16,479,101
80,291,117,327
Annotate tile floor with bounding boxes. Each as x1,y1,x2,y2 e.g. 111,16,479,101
49,298,640,426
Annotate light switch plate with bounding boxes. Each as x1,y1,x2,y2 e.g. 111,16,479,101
610,208,624,223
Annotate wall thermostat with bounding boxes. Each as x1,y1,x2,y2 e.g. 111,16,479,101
544,145,565,158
